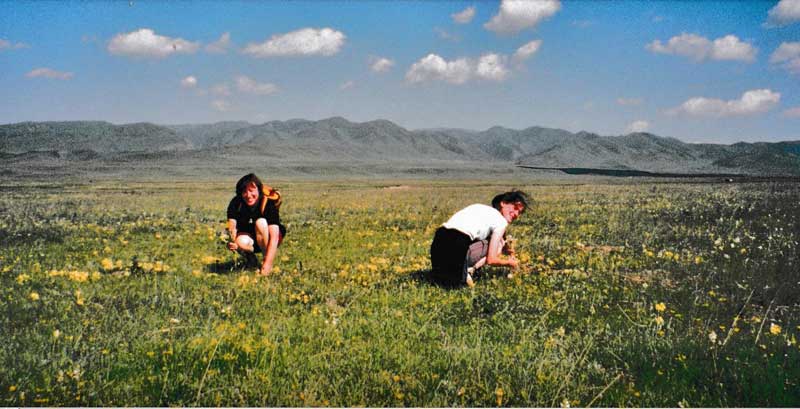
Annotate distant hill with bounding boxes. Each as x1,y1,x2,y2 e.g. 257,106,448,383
1,117,798,176
0,121,190,154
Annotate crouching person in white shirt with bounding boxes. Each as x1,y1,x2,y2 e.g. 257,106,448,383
429,190,528,287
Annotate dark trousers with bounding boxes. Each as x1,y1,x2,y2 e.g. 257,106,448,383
429,227,475,285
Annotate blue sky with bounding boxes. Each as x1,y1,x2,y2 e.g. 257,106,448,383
1,0,799,144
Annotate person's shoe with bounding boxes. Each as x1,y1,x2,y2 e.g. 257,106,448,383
465,267,475,288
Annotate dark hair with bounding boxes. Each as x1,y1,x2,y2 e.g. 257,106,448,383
235,173,263,196
491,190,530,212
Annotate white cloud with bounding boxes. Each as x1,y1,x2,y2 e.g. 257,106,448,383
370,57,395,73
242,27,345,57
513,39,542,61
0,38,29,51
181,76,197,88
212,100,231,112
25,68,73,80
626,120,650,133
710,35,757,62
339,80,355,90
484,0,560,34
211,84,231,97
107,28,200,58
782,106,800,117
647,33,709,61
617,97,643,106
206,32,231,54
405,54,473,84
406,52,515,84
766,0,800,27
476,53,510,81
669,89,781,117
452,6,476,24
235,75,278,95
770,41,800,74
647,33,756,62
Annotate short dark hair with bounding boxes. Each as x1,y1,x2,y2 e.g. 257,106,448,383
235,173,263,196
491,190,530,212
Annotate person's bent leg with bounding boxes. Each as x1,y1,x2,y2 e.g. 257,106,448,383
463,240,489,286
236,233,256,252
255,219,281,276
430,227,472,286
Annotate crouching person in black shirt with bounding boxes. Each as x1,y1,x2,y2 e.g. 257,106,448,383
226,173,286,276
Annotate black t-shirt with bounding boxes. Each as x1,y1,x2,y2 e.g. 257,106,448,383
227,196,285,236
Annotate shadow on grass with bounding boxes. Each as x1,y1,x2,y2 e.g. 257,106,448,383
403,267,514,290
404,269,466,290
204,254,259,274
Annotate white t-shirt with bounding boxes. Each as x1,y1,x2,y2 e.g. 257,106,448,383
442,204,508,241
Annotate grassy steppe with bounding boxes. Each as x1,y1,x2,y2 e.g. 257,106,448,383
1,179,798,406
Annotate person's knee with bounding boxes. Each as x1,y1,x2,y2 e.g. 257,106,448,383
255,218,270,239
236,234,254,248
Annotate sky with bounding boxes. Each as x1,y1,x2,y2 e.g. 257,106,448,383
1,0,800,144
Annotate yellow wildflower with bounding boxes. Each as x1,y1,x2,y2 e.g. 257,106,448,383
495,387,505,406
769,323,782,335
654,316,665,326
53,329,61,339
101,258,114,271
654,302,666,312
29,292,40,301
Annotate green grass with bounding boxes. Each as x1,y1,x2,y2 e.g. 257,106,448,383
1,179,798,406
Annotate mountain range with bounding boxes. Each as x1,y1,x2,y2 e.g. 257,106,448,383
1,117,799,177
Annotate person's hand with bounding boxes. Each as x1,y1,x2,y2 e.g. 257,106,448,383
506,256,519,269
259,263,272,276
227,241,238,252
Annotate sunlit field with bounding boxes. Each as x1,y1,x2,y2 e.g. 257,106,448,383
1,179,798,406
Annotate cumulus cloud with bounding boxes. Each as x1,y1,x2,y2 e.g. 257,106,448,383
107,28,200,58
513,39,542,61
242,27,345,57
0,38,29,51
405,53,511,84
370,57,395,73
626,120,650,133
646,33,756,62
181,76,197,88
406,54,473,84
669,89,780,117
476,53,510,81
617,97,643,106
212,100,230,112
484,0,561,34
206,32,231,54
235,75,278,95
770,41,800,74
782,106,800,117
26,68,73,80
452,6,476,24
766,0,800,27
